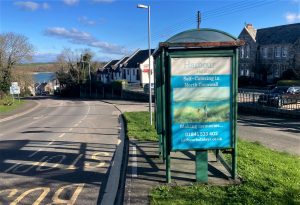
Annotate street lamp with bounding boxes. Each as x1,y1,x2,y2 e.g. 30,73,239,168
137,3,153,125
81,57,92,98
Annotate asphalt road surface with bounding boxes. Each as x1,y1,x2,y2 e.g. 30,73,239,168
0,98,122,205
238,114,300,155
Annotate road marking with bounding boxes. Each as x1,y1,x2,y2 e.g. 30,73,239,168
28,149,42,157
58,133,65,138
5,163,20,173
36,155,66,172
117,139,121,145
132,146,138,178
11,187,50,205
47,140,55,146
51,184,84,205
85,152,108,169
0,189,18,198
66,154,83,170
69,128,73,131
74,124,79,127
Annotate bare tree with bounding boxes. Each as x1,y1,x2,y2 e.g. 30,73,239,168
0,32,34,93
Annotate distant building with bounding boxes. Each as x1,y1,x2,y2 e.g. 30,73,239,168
238,23,300,82
123,49,154,85
97,49,155,85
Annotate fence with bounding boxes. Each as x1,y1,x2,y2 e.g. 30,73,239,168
238,92,300,111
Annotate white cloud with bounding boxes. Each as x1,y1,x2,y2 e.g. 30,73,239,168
285,12,300,23
14,1,50,11
63,0,79,6
78,16,96,26
44,27,128,55
14,1,39,11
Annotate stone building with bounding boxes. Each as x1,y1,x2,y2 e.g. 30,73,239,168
238,23,300,82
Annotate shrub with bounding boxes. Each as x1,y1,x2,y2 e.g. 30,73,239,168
2,95,13,106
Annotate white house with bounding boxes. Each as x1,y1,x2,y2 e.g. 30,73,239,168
123,49,154,85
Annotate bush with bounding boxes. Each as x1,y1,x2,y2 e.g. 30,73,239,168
111,80,127,91
2,95,13,106
277,80,300,86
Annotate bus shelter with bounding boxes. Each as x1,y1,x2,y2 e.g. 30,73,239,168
153,28,244,183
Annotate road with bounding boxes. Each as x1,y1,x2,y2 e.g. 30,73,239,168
0,98,122,205
238,114,300,155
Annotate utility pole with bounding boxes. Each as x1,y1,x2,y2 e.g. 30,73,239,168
197,11,201,30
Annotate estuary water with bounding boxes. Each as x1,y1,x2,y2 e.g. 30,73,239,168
33,72,55,83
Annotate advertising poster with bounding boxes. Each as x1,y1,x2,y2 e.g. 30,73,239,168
171,57,232,150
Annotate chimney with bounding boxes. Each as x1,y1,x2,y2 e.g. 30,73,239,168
246,23,253,29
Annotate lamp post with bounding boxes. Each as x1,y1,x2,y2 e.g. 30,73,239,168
81,57,92,97
137,3,153,125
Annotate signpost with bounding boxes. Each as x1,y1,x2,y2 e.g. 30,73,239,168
10,82,21,102
153,28,244,183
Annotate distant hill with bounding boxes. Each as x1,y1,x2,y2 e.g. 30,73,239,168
14,61,108,73
15,63,58,73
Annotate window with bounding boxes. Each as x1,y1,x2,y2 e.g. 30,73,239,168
282,47,288,57
268,47,273,59
133,69,135,75
240,69,244,76
274,65,280,77
245,69,250,76
240,47,244,58
246,45,250,58
261,47,268,58
127,70,129,75
275,47,281,58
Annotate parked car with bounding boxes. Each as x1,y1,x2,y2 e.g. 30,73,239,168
258,86,300,108
143,83,154,94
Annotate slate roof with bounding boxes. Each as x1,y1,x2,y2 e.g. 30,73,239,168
124,49,154,68
256,23,300,45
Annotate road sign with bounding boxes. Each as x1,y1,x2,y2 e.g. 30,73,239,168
10,86,20,95
11,82,18,87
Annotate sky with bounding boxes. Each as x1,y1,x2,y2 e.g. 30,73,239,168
0,0,299,63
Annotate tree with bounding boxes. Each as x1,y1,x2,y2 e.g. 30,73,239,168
0,32,33,93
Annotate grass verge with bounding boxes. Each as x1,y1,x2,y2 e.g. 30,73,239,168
151,140,300,205
0,100,25,113
123,111,300,205
123,111,158,141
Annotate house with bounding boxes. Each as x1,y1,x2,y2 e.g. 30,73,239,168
238,23,300,82
98,59,119,83
123,49,155,85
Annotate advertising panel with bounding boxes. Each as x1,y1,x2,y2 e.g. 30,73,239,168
171,57,232,150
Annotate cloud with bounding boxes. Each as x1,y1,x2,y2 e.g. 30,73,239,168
78,16,96,26
14,1,50,11
285,12,300,23
44,27,128,55
63,0,79,6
